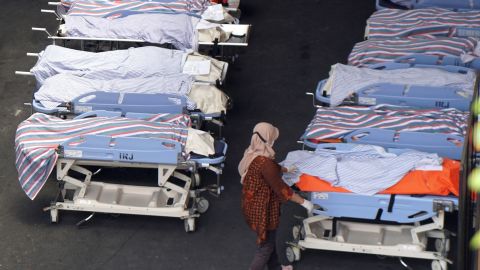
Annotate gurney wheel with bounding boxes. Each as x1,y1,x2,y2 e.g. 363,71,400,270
286,246,301,263
194,173,201,187
196,197,209,214
293,225,305,240
434,239,450,254
431,260,447,270
292,225,301,240
184,218,196,233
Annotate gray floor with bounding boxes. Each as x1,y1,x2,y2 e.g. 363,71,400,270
0,0,446,269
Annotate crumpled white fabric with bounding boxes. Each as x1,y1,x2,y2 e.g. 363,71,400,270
186,128,215,156
188,84,228,114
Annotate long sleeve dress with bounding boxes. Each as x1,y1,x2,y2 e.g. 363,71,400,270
241,156,294,244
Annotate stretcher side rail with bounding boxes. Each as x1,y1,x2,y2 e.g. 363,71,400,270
393,54,480,70
309,192,457,223
58,135,182,165
301,128,464,160
343,128,463,160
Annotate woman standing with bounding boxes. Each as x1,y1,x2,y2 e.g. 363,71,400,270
239,122,313,270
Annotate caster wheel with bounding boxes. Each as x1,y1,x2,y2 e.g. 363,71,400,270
431,260,447,270
184,218,196,233
194,173,201,187
435,239,450,254
286,246,301,263
196,197,209,214
292,225,301,240
50,209,59,224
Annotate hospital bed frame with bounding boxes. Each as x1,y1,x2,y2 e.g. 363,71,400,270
286,143,458,270
45,117,227,231
376,0,480,10
35,7,252,61
307,63,473,111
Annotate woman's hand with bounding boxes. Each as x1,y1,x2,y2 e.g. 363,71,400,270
282,166,298,173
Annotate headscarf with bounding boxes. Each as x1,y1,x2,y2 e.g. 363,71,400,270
238,122,279,183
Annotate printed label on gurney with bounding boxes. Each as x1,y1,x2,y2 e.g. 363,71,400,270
358,97,376,106
64,150,83,158
312,192,328,200
75,106,92,113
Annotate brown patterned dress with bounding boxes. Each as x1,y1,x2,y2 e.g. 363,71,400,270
241,156,293,244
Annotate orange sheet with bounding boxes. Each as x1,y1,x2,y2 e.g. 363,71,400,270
296,159,460,196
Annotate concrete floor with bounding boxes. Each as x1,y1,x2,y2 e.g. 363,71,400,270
0,0,451,269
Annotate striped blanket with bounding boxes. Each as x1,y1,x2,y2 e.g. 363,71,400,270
15,113,190,200
348,37,479,67
367,8,480,39
64,0,209,18
302,105,468,141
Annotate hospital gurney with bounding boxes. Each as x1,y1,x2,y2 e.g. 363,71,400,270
30,92,227,130
16,112,227,231
300,105,468,159
366,8,480,39
285,144,458,270
376,0,480,10
348,37,479,67
15,45,229,86
309,62,474,110
36,2,252,58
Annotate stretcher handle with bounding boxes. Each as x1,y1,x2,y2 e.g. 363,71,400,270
314,79,331,105
15,71,33,76
32,100,60,114
48,2,61,6
370,61,472,74
32,27,52,37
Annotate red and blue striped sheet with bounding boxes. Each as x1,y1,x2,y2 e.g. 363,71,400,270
302,105,468,141
15,113,190,200
64,0,210,18
367,8,480,39
348,37,478,66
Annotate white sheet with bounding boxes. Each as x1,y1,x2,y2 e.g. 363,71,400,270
65,13,199,50
323,64,476,107
35,73,195,109
31,45,227,85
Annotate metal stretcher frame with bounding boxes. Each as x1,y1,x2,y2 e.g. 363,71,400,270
376,0,480,10
286,144,458,269
46,126,227,231
308,63,473,111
